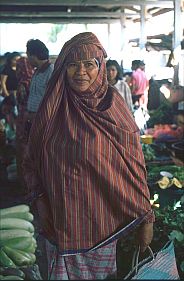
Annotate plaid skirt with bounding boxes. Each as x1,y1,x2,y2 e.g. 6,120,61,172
46,239,117,280
45,213,146,279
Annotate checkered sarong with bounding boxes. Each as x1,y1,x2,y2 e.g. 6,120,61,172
46,239,117,280
46,216,145,280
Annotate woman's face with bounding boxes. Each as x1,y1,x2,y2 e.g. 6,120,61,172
107,65,118,83
66,59,99,92
11,56,20,67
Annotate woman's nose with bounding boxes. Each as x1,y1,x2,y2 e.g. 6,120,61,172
76,63,86,73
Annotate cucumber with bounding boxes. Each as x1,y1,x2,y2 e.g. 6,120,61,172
24,242,36,254
0,212,34,222
32,237,37,247
0,275,24,280
0,248,16,268
0,229,32,244
3,246,32,267
0,218,34,233
0,268,5,274
15,250,36,265
0,267,25,279
0,205,30,217
1,237,33,250
26,252,36,264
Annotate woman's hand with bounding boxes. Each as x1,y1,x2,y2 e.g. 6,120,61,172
136,222,153,252
35,194,56,241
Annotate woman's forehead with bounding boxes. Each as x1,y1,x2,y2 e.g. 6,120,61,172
68,59,96,63
107,65,117,70
66,44,102,62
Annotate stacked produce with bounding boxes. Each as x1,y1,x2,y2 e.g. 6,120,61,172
157,176,182,189
0,204,37,280
147,164,184,189
141,143,156,161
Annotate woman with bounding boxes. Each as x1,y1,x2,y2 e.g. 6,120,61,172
16,56,34,111
1,52,21,98
106,59,133,112
23,32,154,280
16,57,34,187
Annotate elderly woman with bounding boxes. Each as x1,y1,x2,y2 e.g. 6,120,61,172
106,59,133,112
23,32,154,280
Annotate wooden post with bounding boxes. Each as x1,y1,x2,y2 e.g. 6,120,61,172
139,4,147,51
173,0,183,86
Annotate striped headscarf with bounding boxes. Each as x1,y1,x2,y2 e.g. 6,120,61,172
25,32,154,253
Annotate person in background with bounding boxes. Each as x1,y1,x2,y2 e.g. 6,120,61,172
0,52,11,73
16,57,35,113
147,76,161,111
0,52,21,100
16,56,34,187
23,32,154,280
0,95,17,132
0,52,10,99
25,39,54,134
130,60,149,110
106,59,133,112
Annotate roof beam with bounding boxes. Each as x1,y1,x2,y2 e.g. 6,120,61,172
0,11,136,18
0,0,174,7
0,17,120,24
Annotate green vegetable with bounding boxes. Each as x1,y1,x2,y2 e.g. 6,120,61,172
0,275,24,280
0,230,32,245
148,164,184,183
0,205,30,217
0,267,25,279
1,237,35,251
0,248,16,268
142,143,156,161
0,218,34,233
24,241,36,254
0,212,34,222
3,246,33,267
147,101,173,128
13,249,35,264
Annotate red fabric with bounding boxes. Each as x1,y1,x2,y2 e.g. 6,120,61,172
16,57,34,185
131,68,149,96
23,32,154,253
16,57,34,106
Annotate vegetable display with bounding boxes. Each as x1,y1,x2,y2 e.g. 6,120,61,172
147,164,184,184
157,176,182,189
141,143,156,161
0,204,37,280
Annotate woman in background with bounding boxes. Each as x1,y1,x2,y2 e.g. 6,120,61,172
1,52,21,99
106,59,133,112
16,56,34,188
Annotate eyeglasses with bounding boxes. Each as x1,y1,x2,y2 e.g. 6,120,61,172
67,59,99,71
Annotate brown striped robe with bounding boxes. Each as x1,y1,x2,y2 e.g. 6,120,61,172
23,32,154,254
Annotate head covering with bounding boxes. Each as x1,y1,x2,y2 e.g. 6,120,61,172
25,32,153,253
16,57,34,105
